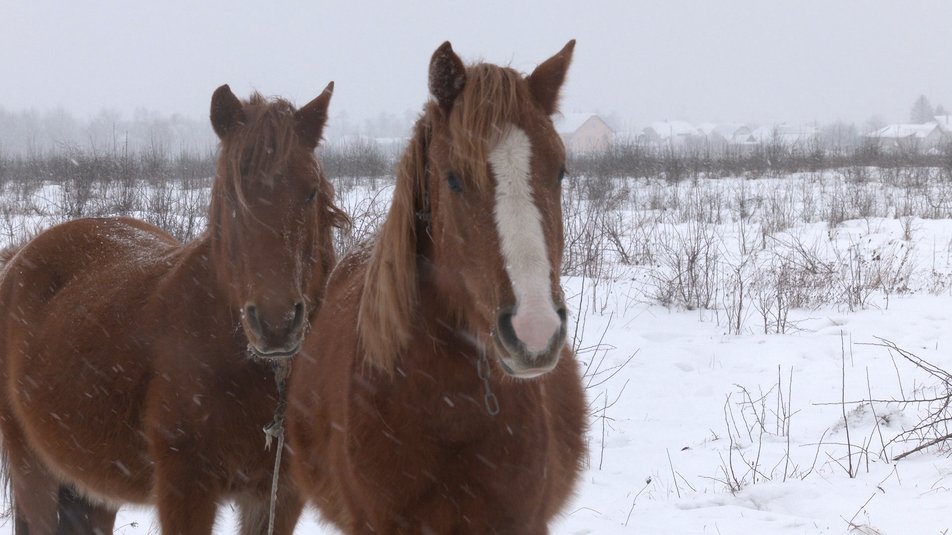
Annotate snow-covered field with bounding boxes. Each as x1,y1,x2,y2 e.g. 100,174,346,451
5,169,952,533
554,288,952,534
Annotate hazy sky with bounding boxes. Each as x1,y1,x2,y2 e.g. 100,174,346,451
3,1,951,129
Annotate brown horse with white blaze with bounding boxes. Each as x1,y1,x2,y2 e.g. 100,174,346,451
287,41,587,534
0,83,347,534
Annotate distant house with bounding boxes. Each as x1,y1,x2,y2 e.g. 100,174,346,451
741,124,820,153
554,113,614,153
639,120,700,150
697,123,752,151
866,123,946,152
934,115,952,135
635,121,762,152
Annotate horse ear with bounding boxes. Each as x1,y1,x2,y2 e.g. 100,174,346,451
210,84,245,139
527,40,575,115
429,41,466,113
295,81,334,149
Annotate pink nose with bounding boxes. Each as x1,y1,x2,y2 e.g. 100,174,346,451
510,299,563,354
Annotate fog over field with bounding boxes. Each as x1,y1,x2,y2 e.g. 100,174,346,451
2,1,951,130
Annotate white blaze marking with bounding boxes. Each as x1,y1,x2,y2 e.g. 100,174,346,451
489,126,559,353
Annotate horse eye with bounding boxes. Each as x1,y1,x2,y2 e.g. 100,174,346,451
446,172,462,193
304,189,318,204
557,168,566,182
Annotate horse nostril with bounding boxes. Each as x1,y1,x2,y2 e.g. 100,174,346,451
290,301,306,333
496,309,518,348
245,304,263,336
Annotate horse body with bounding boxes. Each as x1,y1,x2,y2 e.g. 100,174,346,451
3,217,289,498
0,84,344,535
2,217,176,505
290,255,586,533
288,42,586,534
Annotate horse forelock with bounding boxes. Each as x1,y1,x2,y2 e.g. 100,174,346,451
217,92,310,212
447,64,531,192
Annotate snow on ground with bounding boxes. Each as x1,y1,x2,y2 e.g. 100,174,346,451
5,171,952,533
552,286,952,534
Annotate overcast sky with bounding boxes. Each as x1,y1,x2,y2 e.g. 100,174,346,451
2,1,951,130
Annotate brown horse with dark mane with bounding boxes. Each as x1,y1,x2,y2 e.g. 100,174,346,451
0,83,346,534
287,41,587,534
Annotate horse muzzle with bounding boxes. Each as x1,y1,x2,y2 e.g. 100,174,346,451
494,305,567,379
243,301,307,360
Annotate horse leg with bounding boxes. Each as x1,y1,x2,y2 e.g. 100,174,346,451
153,467,219,535
56,485,118,535
4,440,60,535
234,485,303,535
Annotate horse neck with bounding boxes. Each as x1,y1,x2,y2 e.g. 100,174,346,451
168,231,227,295
200,179,243,298
413,263,482,361
416,249,460,321
150,180,238,314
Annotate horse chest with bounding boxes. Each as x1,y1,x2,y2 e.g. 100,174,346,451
348,372,552,531
150,357,278,434
371,364,547,461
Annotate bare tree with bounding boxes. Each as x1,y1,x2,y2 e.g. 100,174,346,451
910,95,934,124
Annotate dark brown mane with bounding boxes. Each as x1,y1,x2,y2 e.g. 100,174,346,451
208,91,348,235
219,93,311,208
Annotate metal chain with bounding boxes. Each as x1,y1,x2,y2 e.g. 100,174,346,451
476,352,500,416
263,358,291,535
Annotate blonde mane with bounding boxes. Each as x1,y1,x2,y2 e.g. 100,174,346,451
357,62,535,371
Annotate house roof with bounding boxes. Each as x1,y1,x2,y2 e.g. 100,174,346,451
554,113,611,135
697,123,749,139
748,124,818,145
646,120,698,139
934,115,952,133
868,123,939,139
